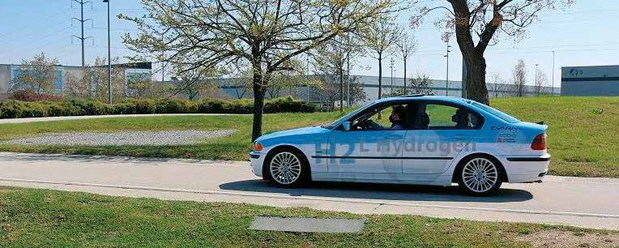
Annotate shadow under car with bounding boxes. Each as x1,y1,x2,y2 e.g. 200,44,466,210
219,179,533,203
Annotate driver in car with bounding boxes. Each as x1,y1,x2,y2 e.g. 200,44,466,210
388,105,406,130
366,105,406,130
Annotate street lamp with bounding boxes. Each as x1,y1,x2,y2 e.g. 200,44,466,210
444,43,451,96
103,0,112,103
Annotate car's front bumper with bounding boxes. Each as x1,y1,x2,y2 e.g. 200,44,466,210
500,155,551,183
249,151,265,177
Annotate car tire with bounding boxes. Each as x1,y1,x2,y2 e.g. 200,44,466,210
457,156,503,196
265,149,309,188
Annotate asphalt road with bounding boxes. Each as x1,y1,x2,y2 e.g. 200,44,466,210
0,152,617,230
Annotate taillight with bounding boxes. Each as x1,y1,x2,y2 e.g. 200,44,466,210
531,134,547,150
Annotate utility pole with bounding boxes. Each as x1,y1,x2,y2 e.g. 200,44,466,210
444,43,451,96
161,33,166,82
103,0,112,104
552,50,556,95
389,57,394,95
306,55,311,103
72,0,91,68
346,35,351,107
535,63,539,95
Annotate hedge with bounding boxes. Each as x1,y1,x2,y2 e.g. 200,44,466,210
0,96,316,119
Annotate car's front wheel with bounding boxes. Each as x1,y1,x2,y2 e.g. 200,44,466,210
458,157,503,196
266,150,308,187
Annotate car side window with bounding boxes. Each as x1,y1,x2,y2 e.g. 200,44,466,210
350,103,410,131
422,103,481,129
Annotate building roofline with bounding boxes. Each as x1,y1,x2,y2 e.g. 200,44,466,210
562,65,619,69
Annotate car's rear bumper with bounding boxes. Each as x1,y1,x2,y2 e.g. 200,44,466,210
500,155,550,183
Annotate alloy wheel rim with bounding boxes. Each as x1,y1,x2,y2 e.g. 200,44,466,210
270,152,302,185
462,158,498,193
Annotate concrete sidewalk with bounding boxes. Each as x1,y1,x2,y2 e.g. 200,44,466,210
0,152,617,230
0,113,241,124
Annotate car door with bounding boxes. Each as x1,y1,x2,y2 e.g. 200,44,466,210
401,101,482,181
321,102,408,181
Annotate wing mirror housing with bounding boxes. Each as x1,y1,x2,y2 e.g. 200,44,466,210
341,121,351,131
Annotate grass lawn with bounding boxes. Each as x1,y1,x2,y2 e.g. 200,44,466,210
0,96,617,177
0,187,616,247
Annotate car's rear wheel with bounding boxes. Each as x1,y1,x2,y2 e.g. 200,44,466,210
266,150,308,187
458,157,503,196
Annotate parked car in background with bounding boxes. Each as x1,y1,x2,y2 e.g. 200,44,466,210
250,95,550,195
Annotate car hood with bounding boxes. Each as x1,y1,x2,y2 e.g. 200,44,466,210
257,126,327,142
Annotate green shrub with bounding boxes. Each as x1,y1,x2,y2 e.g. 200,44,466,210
198,98,229,113
0,96,316,119
66,99,107,115
154,98,197,113
0,100,22,118
265,96,316,113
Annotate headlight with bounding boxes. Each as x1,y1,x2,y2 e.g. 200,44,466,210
253,142,264,151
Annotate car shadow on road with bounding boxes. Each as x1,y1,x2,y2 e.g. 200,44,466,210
219,180,533,203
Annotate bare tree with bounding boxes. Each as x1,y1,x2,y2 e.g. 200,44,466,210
534,67,548,95
488,72,506,98
364,19,401,99
512,59,527,97
121,0,400,141
396,31,416,93
412,0,573,104
10,53,59,94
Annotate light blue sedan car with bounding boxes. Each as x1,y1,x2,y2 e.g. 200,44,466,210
250,95,550,195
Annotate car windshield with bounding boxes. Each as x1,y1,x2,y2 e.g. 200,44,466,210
321,101,376,129
472,102,520,123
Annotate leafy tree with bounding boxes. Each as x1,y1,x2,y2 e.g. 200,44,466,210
64,57,127,103
170,64,221,100
364,19,401,99
121,0,400,141
313,74,367,111
412,0,574,104
312,35,365,111
396,31,416,92
11,53,59,94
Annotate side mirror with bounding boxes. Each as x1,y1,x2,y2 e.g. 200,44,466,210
341,121,351,131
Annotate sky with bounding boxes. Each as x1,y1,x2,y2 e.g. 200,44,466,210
1,0,619,87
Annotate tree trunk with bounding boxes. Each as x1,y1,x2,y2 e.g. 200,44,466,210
377,52,383,99
463,54,489,105
251,69,266,142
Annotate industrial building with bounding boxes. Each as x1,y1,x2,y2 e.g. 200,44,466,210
562,65,619,96
0,63,152,99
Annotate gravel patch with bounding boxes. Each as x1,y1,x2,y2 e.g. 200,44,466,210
2,130,237,146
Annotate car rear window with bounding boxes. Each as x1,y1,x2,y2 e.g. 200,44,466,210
472,102,520,123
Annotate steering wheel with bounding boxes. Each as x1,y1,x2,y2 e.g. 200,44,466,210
359,119,379,130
